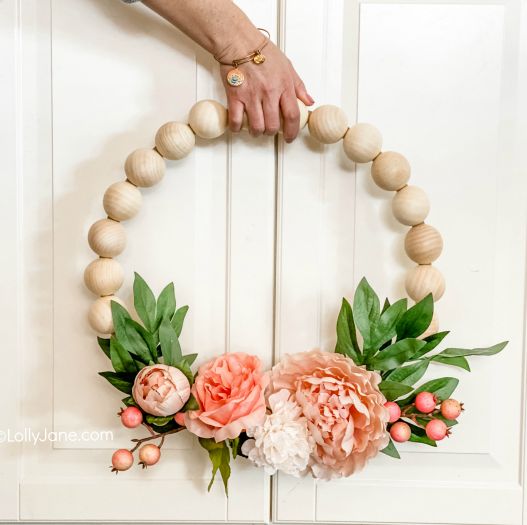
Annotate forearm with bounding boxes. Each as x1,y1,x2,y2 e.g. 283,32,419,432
141,0,262,59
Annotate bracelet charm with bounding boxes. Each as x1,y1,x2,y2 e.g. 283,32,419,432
227,68,245,87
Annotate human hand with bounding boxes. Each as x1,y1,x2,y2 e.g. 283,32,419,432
219,42,314,143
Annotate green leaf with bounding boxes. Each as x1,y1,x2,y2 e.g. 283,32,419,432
370,339,426,371
98,371,134,394
353,277,380,349
398,377,459,406
175,359,194,386
111,302,152,364
380,438,400,459
413,331,450,358
181,394,200,412
385,360,429,386
370,298,408,349
146,415,174,427
335,298,361,363
381,298,391,314
156,283,176,330
171,305,189,338
182,353,198,366
110,336,138,374
159,317,182,366
97,337,111,359
438,341,508,358
379,381,414,401
229,437,240,459
199,438,231,495
431,355,471,371
396,294,433,340
122,396,139,408
133,272,157,332
409,432,437,447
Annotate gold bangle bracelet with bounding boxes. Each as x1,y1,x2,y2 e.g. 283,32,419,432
214,28,270,87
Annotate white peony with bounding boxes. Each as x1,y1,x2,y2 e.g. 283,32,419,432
242,389,312,477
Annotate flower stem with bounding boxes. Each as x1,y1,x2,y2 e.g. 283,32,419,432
129,427,184,453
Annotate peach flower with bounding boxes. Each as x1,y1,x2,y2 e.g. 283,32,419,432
132,364,191,417
182,352,269,442
268,349,389,480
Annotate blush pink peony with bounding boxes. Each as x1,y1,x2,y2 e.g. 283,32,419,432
132,364,191,417
268,349,389,480
182,352,269,442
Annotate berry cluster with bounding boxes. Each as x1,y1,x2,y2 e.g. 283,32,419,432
385,392,463,444
110,407,162,473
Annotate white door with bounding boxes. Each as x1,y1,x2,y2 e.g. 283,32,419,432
1,0,526,523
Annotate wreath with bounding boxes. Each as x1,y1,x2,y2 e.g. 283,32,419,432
84,99,507,493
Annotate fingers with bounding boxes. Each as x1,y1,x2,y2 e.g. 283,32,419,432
228,98,244,133
246,101,265,137
262,95,281,136
280,91,301,143
292,68,315,106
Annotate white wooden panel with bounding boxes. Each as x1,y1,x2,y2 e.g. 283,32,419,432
275,1,527,524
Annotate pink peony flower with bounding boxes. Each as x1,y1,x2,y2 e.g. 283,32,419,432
182,352,269,442
268,349,389,480
132,364,191,417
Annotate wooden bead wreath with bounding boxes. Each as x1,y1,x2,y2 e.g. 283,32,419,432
85,99,444,337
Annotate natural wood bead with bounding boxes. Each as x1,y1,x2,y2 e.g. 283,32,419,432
155,122,195,160
88,295,126,335
392,185,430,226
88,219,126,258
405,265,445,302
420,312,439,339
343,123,382,163
84,258,124,296
371,151,411,191
405,224,443,264
124,148,165,187
103,181,142,221
188,99,228,139
307,105,348,144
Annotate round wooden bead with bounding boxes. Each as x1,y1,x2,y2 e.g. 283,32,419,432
276,99,310,133
405,265,445,302
371,151,411,191
155,122,195,160
420,312,439,339
84,258,124,296
307,105,348,144
88,295,126,335
103,181,142,221
392,185,430,225
124,148,165,188
405,224,443,264
88,218,126,258
188,99,228,139
342,123,382,163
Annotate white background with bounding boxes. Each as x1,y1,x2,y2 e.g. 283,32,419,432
1,0,527,523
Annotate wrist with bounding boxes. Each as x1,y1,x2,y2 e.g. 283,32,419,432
214,26,266,63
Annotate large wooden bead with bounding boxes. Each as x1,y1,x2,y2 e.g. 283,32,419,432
103,181,142,221
343,123,382,163
392,185,430,225
405,265,445,302
155,122,195,160
84,258,124,296
88,218,126,257
308,105,348,144
405,224,443,264
124,148,165,187
371,151,411,191
188,99,228,139
277,99,310,132
88,295,126,335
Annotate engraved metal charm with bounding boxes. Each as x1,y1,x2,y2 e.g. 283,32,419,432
253,53,266,65
227,68,244,87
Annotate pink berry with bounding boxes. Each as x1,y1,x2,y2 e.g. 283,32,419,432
139,444,161,467
111,449,134,472
384,401,402,423
415,391,437,414
390,421,411,443
120,406,143,428
425,419,449,441
440,399,462,420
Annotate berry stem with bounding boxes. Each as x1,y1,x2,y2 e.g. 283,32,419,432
129,427,184,453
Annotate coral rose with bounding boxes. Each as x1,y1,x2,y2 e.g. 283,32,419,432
268,349,389,480
132,364,191,417
182,352,268,442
